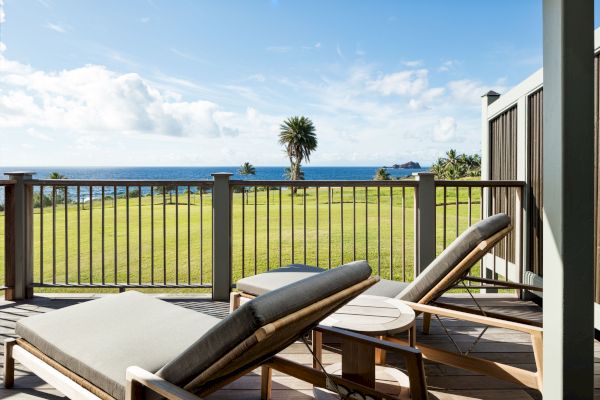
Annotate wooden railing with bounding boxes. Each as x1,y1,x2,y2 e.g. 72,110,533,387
0,172,526,301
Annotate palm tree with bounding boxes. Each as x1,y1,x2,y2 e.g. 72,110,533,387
48,172,66,179
238,162,256,204
283,167,305,180
373,168,391,181
48,171,67,204
279,116,317,192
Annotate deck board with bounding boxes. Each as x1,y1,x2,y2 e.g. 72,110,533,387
0,293,563,399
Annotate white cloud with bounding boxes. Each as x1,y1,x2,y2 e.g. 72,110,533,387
140,17,150,23
433,117,457,142
0,58,241,138
438,60,459,72
45,22,67,33
447,79,488,105
367,69,429,96
0,0,5,24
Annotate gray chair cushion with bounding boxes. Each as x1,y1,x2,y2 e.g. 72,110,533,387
395,213,511,302
16,291,221,400
363,279,410,297
157,260,372,387
236,264,326,295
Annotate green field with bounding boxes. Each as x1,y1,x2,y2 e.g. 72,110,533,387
0,185,483,293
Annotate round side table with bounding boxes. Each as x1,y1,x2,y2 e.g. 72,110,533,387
313,295,417,399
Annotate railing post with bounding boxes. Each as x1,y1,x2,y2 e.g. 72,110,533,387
4,172,35,300
413,172,436,276
211,172,232,301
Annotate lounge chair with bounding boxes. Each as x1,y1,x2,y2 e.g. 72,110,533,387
232,213,544,392
3,261,429,400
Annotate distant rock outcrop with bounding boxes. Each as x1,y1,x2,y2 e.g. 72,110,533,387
393,161,421,169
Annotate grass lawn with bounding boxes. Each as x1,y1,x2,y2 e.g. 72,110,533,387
0,184,487,293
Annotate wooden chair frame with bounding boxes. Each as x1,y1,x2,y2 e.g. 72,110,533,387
232,224,545,393
3,275,428,400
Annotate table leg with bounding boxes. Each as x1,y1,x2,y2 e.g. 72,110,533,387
341,338,376,387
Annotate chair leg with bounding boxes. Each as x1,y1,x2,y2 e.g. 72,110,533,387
312,330,323,369
261,365,273,400
3,339,15,388
531,331,543,390
422,313,432,335
229,292,241,313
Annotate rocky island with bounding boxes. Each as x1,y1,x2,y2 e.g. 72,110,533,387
388,161,421,169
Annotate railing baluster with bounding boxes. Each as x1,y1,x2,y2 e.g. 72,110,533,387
455,186,459,239
52,186,56,284
126,186,130,285
377,186,381,276
89,186,93,285
304,187,307,265
151,186,154,285
266,187,270,270
113,185,116,285
242,186,245,277
340,187,343,265
365,187,368,263
291,186,295,264
40,185,44,284
353,186,356,261
187,186,191,285
163,187,166,285
200,187,203,282
175,186,179,285
316,187,319,265
402,186,406,282
254,186,257,275
101,186,105,285
279,187,282,267
390,187,393,280
468,186,472,226
328,186,331,269
442,186,447,249
64,186,68,284
138,186,142,285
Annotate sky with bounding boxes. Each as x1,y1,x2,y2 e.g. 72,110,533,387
0,0,588,167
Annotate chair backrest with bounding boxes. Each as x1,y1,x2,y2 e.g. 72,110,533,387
157,261,377,391
396,213,512,303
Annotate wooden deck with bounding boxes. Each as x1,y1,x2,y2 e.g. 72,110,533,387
0,293,553,399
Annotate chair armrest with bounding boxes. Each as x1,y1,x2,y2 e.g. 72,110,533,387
126,366,203,400
403,301,543,335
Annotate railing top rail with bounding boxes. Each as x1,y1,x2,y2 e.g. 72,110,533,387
435,180,525,188
28,179,214,187
229,179,419,187
0,180,16,186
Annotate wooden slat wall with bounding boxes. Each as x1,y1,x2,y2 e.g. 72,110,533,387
489,106,518,264
527,89,544,277
595,54,600,303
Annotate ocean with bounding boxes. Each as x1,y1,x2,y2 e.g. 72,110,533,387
3,166,430,181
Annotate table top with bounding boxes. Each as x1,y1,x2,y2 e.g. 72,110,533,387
319,294,416,335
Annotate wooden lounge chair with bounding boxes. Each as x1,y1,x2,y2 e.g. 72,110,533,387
232,213,545,392
3,261,429,400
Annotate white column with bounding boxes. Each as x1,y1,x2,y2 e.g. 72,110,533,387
543,0,594,397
